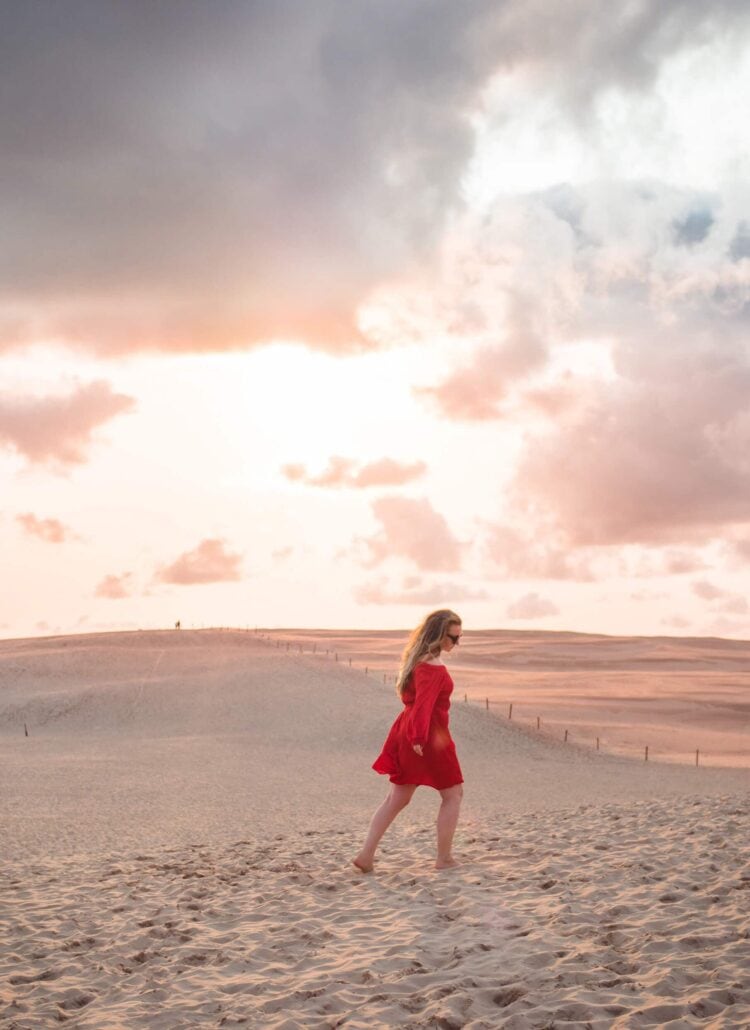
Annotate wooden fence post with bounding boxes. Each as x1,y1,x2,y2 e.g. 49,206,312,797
564,729,569,742
485,697,489,710
508,703,513,720
645,745,649,762
696,749,699,766
536,716,540,730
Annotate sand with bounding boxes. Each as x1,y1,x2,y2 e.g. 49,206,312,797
263,629,750,769
2,628,749,1028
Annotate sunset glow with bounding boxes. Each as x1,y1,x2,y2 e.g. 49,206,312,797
2,3,750,640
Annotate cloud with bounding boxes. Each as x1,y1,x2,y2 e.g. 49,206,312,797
16,512,75,543
727,537,750,563
439,182,750,548
663,550,707,575
355,576,489,605
691,579,747,614
2,2,747,356
506,592,559,619
484,523,596,580
281,464,306,483
416,294,548,419
0,380,135,466
354,459,427,488
662,615,691,629
95,573,133,599
283,456,426,488
0,2,502,356
692,579,724,600
272,546,294,561
359,496,461,571
156,538,243,585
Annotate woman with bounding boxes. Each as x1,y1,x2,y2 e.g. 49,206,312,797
353,609,464,872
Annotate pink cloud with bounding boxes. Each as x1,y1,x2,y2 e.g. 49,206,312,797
0,380,135,466
663,550,706,575
662,615,691,629
354,459,427,487
282,456,426,488
281,464,306,482
95,573,133,599
156,538,243,585
728,538,750,563
692,580,724,600
355,576,489,605
411,184,750,549
520,383,592,420
16,512,75,543
506,593,559,619
360,497,461,572
272,546,294,561
416,295,548,420
484,524,596,581
303,456,356,487
690,579,747,615
511,378,750,546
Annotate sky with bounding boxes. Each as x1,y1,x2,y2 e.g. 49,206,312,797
2,0,750,640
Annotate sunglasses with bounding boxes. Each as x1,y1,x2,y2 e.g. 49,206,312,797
446,632,461,645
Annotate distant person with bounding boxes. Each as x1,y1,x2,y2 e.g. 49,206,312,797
175,620,181,630
353,609,464,873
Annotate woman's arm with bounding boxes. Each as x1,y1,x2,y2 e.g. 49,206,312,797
407,666,445,747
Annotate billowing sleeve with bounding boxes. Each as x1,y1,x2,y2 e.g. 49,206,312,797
406,665,445,746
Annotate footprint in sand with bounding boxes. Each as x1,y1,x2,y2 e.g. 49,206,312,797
56,992,95,1012
9,969,60,985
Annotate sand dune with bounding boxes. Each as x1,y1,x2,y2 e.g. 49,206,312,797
2,629,749,1028
265,628,750,768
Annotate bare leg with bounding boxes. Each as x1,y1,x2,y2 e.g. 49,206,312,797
435,784,463,869
353,784,417,872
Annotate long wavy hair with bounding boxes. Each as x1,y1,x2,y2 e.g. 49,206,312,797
395,609,462,699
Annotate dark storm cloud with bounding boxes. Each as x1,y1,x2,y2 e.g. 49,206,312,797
1,0,748,355
673,209,714,246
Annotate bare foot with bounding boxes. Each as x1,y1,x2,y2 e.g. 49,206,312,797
352,855,374,873
435,856,459,870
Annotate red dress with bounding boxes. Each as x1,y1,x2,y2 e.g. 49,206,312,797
372,662,463,790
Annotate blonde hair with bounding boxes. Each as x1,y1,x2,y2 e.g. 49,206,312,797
395,609,462,699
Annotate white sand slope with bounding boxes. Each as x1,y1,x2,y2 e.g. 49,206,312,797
1,630,749,1028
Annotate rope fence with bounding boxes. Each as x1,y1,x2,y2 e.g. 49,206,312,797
244,627,714,769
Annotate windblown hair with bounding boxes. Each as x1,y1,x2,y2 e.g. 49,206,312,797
395,609,461,699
